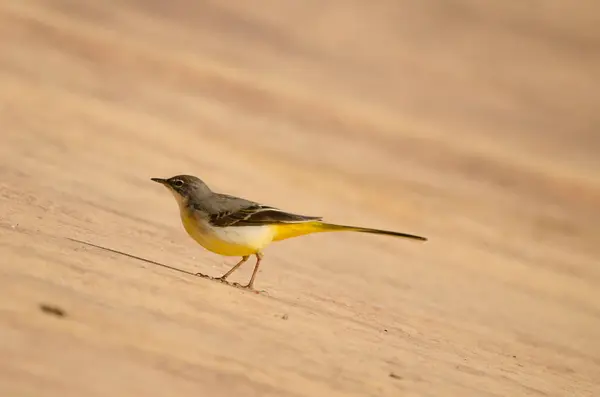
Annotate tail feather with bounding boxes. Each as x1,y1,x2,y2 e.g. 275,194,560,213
318,222,427,241
271,221,427,242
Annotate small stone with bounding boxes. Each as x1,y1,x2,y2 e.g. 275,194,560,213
39,304,66,317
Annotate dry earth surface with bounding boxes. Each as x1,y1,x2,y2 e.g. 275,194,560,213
1,1,599,396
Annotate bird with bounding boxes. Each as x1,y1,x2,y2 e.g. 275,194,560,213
151,174,427,290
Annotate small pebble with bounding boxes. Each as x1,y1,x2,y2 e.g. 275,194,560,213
39,304,66,317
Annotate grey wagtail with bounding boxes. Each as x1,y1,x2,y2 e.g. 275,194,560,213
152,175,427,290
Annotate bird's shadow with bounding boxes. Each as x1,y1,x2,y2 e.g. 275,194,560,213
66,238,267,294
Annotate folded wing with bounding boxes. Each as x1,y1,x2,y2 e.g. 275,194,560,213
209,204,322,227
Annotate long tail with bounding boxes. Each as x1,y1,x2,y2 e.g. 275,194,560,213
272,221,427,242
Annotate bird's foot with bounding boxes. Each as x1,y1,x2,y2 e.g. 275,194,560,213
195,273,230,283
195,273,265,294
232,282,264,294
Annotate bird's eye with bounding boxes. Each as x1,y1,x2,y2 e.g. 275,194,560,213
173,179,184,188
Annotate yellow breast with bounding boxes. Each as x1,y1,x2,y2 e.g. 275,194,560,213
179,208,275,256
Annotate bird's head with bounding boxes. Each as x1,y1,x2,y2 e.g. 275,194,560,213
151,175,212,207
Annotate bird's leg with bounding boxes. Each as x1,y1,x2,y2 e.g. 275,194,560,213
241,252,263,290
215,255,249,282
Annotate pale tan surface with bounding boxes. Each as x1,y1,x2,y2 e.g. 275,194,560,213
1,1,599,396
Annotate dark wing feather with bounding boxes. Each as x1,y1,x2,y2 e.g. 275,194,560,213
209,204,322,227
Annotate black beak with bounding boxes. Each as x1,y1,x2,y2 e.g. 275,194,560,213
151,178,167,184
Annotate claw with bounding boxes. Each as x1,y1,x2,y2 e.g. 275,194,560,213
194,273,265,294
239,284,262,294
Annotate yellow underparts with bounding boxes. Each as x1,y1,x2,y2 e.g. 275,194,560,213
271,221,354,241
180,214,355,257
179,210,264,256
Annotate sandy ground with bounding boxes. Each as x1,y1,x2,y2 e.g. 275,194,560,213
1,1,599,396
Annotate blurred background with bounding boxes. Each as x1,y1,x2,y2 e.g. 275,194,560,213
1,1,599,396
